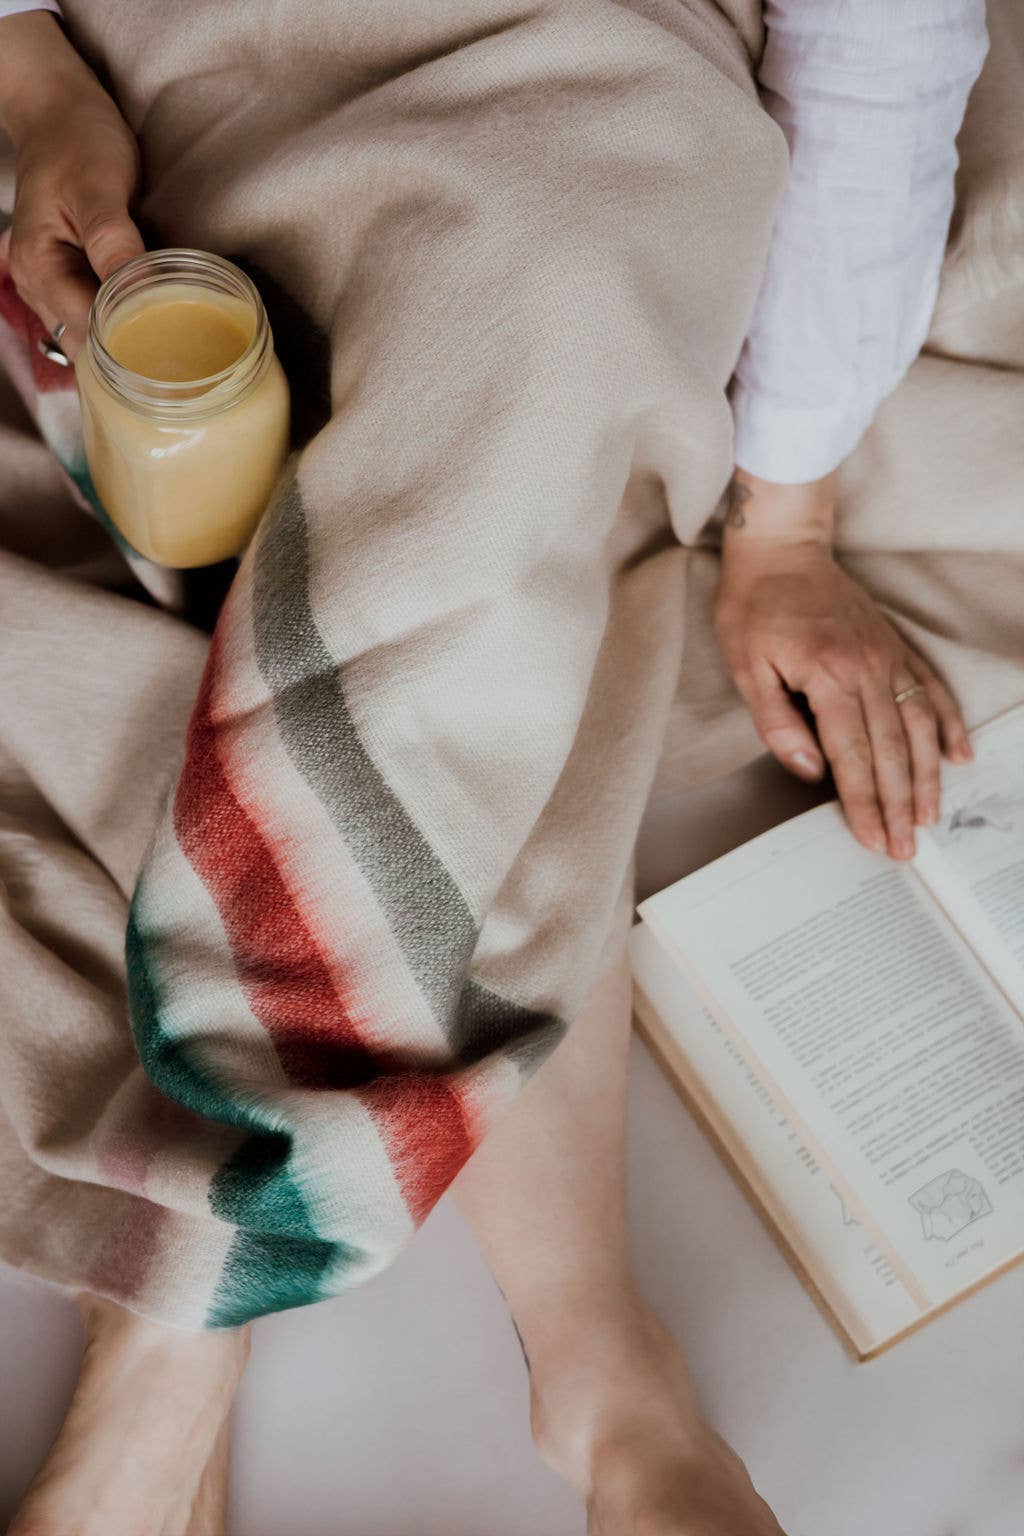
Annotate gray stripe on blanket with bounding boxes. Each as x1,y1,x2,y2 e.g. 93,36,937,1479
252,477,562,1069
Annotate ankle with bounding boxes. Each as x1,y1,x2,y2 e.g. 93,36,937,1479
526,1293,701,1497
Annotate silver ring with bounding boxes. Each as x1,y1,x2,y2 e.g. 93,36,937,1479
893,684,927,707
38,323,71,365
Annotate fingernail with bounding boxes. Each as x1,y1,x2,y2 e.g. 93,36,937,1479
894,836,915,860
792,751,822,779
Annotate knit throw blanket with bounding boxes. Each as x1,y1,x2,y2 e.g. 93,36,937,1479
1,0,1023,1329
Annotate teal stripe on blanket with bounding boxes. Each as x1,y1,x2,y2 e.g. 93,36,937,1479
70,464,136,558
206,1139,344,1328
126,904,355,1324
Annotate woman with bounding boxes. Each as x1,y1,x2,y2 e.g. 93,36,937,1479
0,1,986,1532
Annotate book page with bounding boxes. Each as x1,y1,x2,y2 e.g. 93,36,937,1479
914,704,1024,1009
630,921,921,1355
639,804,1024,1310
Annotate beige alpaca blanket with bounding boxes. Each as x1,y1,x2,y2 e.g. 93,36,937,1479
0,0,1020,1329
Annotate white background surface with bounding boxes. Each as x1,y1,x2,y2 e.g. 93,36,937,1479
3,763,1023,1534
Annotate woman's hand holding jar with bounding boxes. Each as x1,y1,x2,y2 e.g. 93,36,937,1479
0,9,144,357
1,13,289,568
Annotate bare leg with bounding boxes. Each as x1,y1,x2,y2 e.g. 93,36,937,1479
183,1420,233,1536
453,932,785,1535
9,1295,247,1536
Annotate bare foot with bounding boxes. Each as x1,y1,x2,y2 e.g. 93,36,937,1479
9,1294,249,1536
529,1296,785,1535
586,1420,785,1536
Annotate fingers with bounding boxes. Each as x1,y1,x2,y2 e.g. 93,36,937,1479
732,659,825,781
798,681,884,854
11,236,97,356
871,653,974,854
820,660,969,861
899,695,942,832
9,182,143,358
862,679,919,858
809,684,888,854
881,658,973,851
729,645,918,856
911,659,973,765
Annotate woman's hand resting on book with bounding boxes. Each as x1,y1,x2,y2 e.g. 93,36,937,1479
714,469,973,860
0,10,144,359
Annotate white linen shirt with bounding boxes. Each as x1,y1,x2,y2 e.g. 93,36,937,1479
1,0,990,484
0,0,60,17
732,0,989,482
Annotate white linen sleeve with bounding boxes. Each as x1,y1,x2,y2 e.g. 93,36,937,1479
731,0,989,485
0,1,61,17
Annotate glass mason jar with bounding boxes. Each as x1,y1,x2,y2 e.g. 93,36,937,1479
75,249,290,568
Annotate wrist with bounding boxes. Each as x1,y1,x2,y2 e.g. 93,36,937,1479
0,13,92,144
722,468,836,549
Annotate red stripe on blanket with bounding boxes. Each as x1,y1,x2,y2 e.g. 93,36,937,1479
176,626,475,1218
358,1074,475,1226
0,269,80,393
174,630,377,1089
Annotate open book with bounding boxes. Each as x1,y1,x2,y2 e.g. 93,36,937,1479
631,703,1024,1360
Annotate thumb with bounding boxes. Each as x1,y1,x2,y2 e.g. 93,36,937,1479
79,202,146,283
740,661,825,782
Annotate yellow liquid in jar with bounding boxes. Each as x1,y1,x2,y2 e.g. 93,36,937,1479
76,284,290,568
105,296,253,382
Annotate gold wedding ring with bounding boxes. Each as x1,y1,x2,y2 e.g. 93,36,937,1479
893,684,926,706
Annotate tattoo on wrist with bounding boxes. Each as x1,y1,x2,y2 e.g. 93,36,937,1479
724,480,752,529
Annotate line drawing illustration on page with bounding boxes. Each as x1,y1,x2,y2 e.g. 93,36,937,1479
909,1170,993,1241
934,792,1018,847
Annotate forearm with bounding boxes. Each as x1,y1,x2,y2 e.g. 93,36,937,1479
0,9,90,144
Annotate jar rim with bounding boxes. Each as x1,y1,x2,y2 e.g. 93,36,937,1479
86,248,273,421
